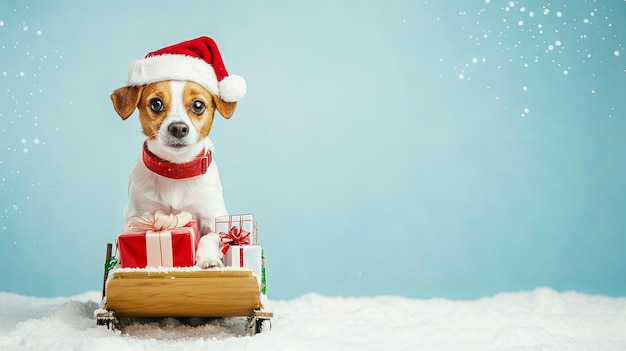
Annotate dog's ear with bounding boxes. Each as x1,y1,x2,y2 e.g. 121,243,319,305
213,95,237,119
110,85,144,120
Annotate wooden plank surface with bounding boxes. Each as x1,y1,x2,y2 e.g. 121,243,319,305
109,269,254,280
106,269,261,317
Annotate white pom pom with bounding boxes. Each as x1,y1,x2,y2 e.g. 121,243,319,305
219,74,246,102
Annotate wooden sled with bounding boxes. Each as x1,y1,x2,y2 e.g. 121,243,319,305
96,244,273,334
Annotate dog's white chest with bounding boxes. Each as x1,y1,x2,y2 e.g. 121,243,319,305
125,154,226,226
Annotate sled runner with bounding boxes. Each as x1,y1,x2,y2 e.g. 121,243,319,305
96,243,272,334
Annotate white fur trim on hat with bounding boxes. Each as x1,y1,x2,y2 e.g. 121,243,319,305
127,54,220,96
218,74,246,102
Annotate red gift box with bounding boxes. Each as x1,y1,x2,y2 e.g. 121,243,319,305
117,214,199,268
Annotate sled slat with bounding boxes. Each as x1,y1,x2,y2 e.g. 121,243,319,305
106,270,261,317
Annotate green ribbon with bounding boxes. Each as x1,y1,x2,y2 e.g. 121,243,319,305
105,256,119,273
261,249,267,295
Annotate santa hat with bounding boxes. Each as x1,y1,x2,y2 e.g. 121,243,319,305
126,36,246,102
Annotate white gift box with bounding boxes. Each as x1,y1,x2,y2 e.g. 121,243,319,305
215,214,258,245
223,245,263,288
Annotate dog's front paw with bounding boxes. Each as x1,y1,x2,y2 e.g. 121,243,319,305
196,256,224,269
195,233,224,269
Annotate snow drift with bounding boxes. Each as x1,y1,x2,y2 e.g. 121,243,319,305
1,287,625,351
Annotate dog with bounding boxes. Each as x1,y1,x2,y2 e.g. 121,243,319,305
110,79,237,268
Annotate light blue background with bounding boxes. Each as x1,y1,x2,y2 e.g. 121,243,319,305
1,0,625,300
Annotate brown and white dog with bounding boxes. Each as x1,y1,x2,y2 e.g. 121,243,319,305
110,37,246,268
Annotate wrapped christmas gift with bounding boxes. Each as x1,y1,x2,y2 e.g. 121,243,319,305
215,214,257,245
117,210,199,268
218,215,263,288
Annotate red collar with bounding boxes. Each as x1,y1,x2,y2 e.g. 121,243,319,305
142,142,212,179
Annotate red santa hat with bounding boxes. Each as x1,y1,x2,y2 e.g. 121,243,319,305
126,36,246,102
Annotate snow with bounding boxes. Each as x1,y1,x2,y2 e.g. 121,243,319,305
1,288,625,351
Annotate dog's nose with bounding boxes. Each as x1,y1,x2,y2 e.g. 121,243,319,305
168,122,189,139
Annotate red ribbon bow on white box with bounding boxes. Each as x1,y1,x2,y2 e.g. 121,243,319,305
219,226,251,255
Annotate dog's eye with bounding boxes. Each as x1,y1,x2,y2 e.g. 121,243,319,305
190,100,206,115
149,98,164,113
